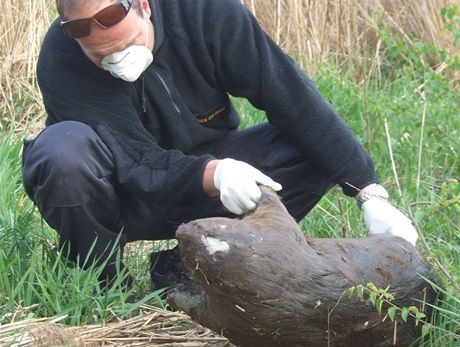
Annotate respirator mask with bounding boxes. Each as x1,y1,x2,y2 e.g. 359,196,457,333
101,13,153,82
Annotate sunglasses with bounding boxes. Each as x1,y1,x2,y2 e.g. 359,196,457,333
61,0,134,39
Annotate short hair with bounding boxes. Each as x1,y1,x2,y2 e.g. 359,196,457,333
56,0,141,21
56,0,83,19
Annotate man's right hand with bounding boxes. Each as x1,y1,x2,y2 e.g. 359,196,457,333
212,158,282,215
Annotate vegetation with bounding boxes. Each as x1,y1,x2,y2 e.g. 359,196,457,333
0,0,459,345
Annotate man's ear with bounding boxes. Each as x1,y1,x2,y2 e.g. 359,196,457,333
139,0,152,18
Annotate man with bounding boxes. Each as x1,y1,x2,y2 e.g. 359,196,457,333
22,0,417,288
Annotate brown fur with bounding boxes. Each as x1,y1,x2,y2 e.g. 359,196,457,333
168,187,437,347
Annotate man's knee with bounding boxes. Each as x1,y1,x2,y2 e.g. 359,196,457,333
22,121,115,205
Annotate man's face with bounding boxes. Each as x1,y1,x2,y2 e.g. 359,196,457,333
67,0,154,66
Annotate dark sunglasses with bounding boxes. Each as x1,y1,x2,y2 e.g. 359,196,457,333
61,0,134,39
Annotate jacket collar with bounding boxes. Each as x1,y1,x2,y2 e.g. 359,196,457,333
148,0,164,57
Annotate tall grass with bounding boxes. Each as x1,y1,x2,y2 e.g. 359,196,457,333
0,0,53,135
0,134,166,326
1,0,459,132
242,0,460,77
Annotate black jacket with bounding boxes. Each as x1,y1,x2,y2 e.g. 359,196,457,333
37,0,377,208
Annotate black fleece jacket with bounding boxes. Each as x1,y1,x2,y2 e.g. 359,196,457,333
37,0,377,208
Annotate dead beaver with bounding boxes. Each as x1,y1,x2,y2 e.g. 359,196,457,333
168,186,436,347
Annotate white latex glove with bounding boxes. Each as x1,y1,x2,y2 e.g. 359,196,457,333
362,198,418,246
213,158,282,215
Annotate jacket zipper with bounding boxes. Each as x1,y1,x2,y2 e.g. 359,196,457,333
141,76,147,113
154,70,181,114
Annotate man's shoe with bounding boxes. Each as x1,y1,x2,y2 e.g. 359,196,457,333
150,246,190,290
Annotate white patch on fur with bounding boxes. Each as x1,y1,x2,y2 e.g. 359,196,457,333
201,235,230,255
219,224,227,230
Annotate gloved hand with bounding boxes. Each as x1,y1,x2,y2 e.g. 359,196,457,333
362,198,418,246
214,158,282,215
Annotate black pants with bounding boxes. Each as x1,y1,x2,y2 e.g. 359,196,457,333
22,121,333,280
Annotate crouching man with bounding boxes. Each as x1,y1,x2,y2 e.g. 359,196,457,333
22,0,417,289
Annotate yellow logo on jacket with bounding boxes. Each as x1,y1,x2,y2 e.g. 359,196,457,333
196,106,226,124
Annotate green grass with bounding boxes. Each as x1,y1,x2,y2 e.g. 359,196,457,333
0,135,167,326
1,59,459,344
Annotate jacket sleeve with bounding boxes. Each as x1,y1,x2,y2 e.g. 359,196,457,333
201,0,378,196
37,22,213,207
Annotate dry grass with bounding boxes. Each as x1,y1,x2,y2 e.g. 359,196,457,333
1,0,458,132
0,305,232,346
246,0,456,57
243,0,459,74
0,0,53,135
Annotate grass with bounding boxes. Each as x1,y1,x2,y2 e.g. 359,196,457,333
0,0,459,345
1,0,458,133
0,134,168,327
241,0,458,78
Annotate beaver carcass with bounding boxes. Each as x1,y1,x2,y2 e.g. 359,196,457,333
168,187,436,347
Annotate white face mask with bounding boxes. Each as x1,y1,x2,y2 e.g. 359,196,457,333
101,14,153,82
